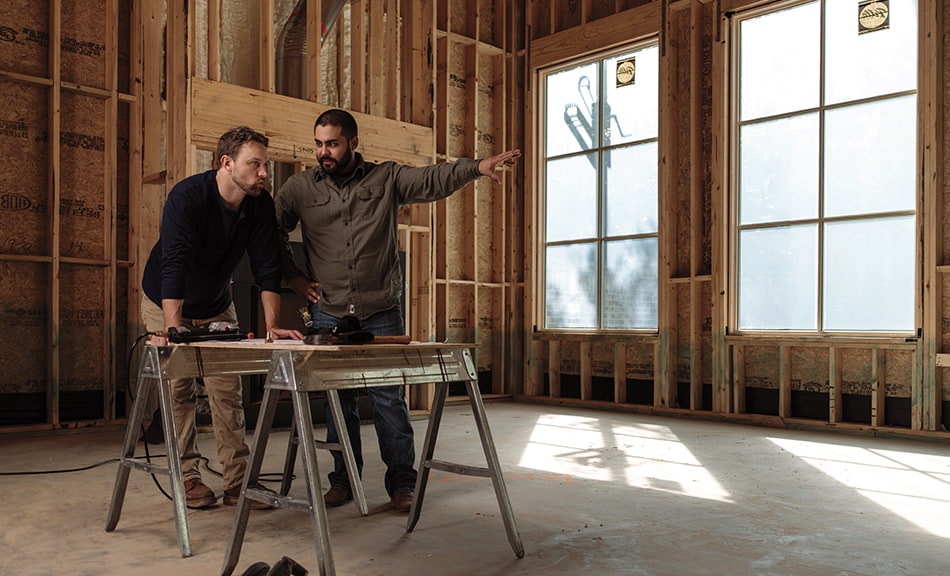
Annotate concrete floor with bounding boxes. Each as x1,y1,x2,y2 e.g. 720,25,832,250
2,401,949,576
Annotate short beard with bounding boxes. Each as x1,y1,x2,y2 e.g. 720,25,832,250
321,147,353,176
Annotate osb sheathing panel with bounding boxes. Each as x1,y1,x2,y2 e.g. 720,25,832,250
446,283,475,345
60,265,104,392
672,8,692,277
60,92,105,260
476,286,497,371
62,0,107,89
790,347,829,393
0,262,48,394
445,187,474,280
838,348,873,395
885,350,912,397
0,81,48,256
476,53,501,159
559,340,579,374
0,2,48,78
475,178,497,283
624,342,654,380
592,341,614,378
743,346,779,389
447,42,473,159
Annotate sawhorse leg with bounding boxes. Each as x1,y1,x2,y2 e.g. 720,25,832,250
105,345,192,558
407,353,524,559
222,350,336,576
279,391,368,516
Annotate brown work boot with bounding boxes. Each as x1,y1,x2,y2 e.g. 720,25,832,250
391,488,413,513
323,486,353,508
183,477,216,509
223,483,276,510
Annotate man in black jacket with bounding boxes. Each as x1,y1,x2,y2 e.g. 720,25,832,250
141,126,302,509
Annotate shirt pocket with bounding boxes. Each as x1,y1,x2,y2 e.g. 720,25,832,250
354,185,386,218
303,188,334,226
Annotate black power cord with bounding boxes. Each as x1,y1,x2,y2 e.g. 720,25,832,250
1,332,293,494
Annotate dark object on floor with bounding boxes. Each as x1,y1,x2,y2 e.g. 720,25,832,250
239,556,309,576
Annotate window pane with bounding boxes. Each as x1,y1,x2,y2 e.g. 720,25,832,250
546,243,598,329
739,1,820,121
546,154,598,242
824,0,917,105
604,142,658,236
602,45,659,144
546,62,600,157
823,217,914,331
739,225,818,330
824,96,916,217
603,238,658,329
740,113,819,224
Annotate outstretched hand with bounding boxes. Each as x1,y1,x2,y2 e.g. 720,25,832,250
478,149,521,184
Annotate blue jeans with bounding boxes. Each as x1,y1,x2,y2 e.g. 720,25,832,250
310,306,417,497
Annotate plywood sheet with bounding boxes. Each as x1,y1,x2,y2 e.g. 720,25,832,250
744,346,779,389
0,2,49,78
790,347,829,393
0,261,47,394
60,265,105,393
624,341,654,380
60,92,105,260
62,0,107,88
0,81,48,256
838,348,873,395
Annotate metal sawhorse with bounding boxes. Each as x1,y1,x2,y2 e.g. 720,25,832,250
103,342,370,557
221,342,524,576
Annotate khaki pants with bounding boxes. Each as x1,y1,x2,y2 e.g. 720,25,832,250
140,297,249,491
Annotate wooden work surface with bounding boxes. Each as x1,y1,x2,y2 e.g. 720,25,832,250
155,340,477,392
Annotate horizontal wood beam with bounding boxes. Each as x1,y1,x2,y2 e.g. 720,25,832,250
529,2,660,69
190,77,434,166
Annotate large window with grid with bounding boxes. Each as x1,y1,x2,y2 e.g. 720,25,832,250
540,42,660,330
733,0,917,333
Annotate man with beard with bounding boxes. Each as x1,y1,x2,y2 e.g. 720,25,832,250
275,109,520,513
141,126,303,510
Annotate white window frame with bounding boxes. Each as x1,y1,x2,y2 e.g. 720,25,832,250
536,38,661,333
727,0,919,337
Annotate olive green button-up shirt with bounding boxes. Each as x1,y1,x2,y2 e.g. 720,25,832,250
275,153,482,320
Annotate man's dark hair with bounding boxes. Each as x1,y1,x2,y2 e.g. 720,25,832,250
314,109,359,140
214,126,268,169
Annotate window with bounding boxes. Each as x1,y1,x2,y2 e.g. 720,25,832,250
540,42,660,330
733,0,917,332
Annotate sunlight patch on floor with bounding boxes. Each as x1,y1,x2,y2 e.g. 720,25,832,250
519,413,732,502
768,437,950,538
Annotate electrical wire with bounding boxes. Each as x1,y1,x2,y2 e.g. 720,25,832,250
2,332,293,491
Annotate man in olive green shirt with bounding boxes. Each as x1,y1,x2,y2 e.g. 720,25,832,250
275,108,519,512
